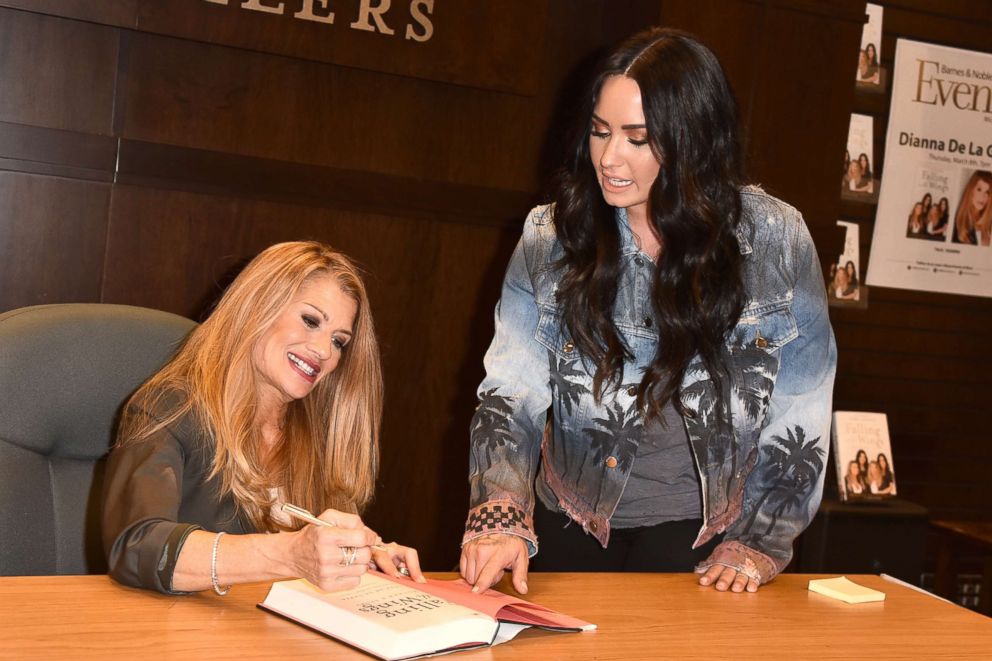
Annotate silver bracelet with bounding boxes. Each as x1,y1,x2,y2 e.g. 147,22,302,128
211,531,231,596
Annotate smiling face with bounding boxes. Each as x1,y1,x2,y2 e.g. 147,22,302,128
253,272,357,417
970,179,990,214
588,75,661,226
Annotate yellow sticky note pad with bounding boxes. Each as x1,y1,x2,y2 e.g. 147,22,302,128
808,577,886,604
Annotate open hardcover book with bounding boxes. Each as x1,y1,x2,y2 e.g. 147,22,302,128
258,572,595,660
832,411,897,501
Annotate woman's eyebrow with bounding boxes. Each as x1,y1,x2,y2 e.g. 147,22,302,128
591,113,646,130
304,302,328,321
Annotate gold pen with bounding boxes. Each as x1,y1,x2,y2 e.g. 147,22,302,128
281,503,389,552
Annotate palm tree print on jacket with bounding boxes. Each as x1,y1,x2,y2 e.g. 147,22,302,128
739,424,825,540
549,353,590,417
472,388,516,463
681,330,778,495
581,401,643,494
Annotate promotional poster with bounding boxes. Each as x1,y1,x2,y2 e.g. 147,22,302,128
866,39,992,298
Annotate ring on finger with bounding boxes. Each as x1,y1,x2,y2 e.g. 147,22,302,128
339,546,357,566
398,566,410,577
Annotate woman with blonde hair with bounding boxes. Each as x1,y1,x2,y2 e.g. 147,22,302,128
952,170,992,246
103,241,423,595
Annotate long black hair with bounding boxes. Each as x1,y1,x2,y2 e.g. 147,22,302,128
551,27,746,419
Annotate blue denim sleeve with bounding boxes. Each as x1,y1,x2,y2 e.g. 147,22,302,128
700,217,838,583
463,209,554,556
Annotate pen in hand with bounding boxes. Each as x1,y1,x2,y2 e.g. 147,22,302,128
281,503,389,553
282,503,414,578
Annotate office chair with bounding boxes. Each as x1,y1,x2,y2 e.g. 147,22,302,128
0,303,195,575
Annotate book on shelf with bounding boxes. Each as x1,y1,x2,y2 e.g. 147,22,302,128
831,411,897,502
258,572,595,660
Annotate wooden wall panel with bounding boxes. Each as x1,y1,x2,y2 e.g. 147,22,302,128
0,0,137,26
0,7,118,134
119,31,544,193
0,172,110,310
134,0,548,95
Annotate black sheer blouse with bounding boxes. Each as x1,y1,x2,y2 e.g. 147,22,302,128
102,396,254,594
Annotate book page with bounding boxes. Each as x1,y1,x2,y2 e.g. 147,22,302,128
377,574,596,631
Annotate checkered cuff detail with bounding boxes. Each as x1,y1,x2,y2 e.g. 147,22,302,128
465,503,532,536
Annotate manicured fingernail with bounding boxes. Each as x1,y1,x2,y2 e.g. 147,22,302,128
471,585,479,593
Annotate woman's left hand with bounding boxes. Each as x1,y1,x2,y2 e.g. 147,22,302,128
696,564,760,593
370,542,427,583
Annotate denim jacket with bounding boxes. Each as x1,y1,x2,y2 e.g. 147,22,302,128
463,187,837,583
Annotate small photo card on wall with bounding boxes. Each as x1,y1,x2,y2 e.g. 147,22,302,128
826,220,868,309
856,3,883,89
842,114,878,203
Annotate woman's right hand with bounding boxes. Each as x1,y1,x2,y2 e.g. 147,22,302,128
286,508,378,592
460,533,529,594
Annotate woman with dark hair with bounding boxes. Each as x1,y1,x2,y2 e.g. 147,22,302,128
460,28,836,595
856,449,869,486
860,43,880,83
857,153,873,192
876,453,895,494
844,261,859,292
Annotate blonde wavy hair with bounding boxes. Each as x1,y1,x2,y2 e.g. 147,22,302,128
955,170,992,244
117,241,382,532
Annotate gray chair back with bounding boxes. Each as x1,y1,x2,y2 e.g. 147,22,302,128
0,304,195,575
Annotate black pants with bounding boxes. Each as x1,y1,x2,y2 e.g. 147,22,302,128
529,501,722,572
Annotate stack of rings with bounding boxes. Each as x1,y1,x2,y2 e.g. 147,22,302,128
339,546,358,567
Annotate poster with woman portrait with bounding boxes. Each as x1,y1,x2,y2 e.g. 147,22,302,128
841,114,877,202
856,3,883,89
826,220,868,308
866,39,992,298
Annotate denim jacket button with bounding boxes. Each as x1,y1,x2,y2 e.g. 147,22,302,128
627,386,637,396
644,317,652,328
605,456,618,468
634,257,644,266
563,341,574,353
589,520,599,533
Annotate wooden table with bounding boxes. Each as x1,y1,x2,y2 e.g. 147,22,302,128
1,573,989,659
